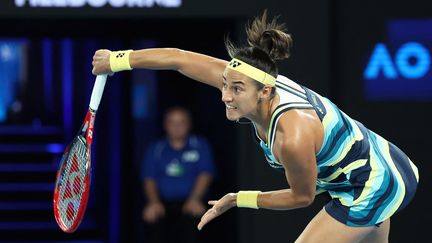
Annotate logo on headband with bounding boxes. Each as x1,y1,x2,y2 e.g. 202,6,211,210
229,60,242,68
227,58,276,86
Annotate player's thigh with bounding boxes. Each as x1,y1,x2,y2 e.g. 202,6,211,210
295,208,375,243
359,218,390,243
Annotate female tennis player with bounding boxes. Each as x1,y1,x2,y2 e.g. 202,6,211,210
92,11,419,243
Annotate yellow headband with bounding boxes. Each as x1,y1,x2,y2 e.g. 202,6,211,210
227,58,276,86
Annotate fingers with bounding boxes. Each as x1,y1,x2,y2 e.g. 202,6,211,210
91,49,112,76
197,204,222,230
197,208,217,231
197,221,205,230
198,198,228,230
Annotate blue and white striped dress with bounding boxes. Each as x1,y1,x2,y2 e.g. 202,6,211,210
254,75,419,226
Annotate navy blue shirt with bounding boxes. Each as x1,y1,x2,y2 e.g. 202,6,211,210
142,135,215,201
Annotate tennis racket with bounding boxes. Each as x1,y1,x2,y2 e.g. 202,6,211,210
53,74,107,233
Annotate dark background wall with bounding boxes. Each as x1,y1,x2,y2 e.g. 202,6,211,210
0,0,430,242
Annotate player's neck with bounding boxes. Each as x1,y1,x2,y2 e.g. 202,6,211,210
250,94,280,135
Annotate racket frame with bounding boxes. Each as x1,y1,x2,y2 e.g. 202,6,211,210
53,74,106,233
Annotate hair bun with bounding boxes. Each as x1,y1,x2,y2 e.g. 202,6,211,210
246,10,293,60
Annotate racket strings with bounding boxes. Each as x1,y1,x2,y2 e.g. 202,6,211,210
58,138,88,227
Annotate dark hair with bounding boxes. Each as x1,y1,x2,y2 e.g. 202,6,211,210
225,10,293,92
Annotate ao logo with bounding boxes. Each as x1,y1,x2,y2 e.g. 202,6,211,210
364,42,430,80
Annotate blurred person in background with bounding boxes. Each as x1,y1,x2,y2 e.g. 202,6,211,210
141,106,215,243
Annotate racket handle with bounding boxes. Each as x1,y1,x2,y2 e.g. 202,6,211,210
89,74,107,111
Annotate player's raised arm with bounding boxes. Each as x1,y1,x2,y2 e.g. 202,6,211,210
92,48,228,90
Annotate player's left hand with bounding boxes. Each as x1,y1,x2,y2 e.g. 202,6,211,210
197,193,236,230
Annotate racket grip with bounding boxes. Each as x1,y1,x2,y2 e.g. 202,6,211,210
89,74,108,111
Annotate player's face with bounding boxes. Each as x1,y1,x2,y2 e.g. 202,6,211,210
164,110,191,140
221,68,261,121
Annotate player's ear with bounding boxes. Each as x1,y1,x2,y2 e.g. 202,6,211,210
260,85,273,100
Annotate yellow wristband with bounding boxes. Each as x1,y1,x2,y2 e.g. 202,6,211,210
109,50,133,72
237,191,260,209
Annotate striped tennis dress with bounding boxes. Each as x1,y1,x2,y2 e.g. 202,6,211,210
254,75,419,226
